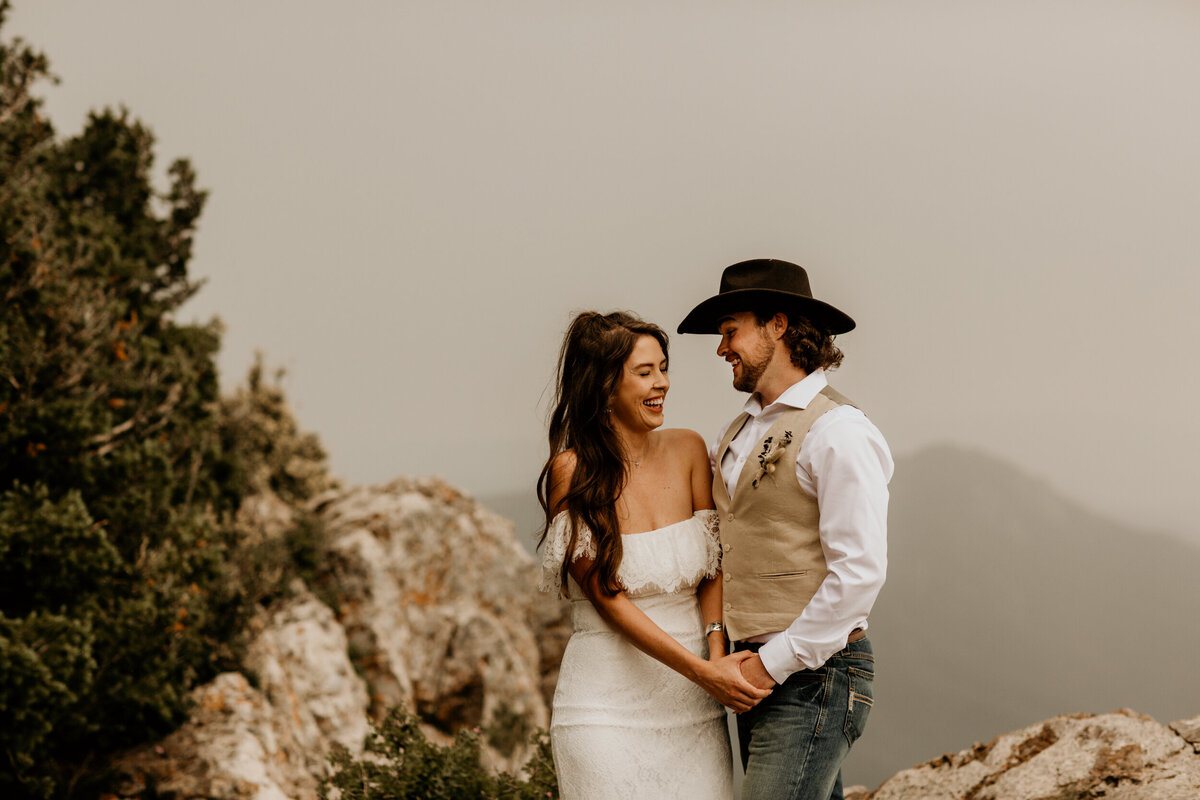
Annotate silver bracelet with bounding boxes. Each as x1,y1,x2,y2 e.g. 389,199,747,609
705,621,724,637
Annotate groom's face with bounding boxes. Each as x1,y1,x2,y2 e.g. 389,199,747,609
716,312,774,394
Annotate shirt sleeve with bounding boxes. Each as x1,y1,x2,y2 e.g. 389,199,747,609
708,422,725,475
757,407,893,683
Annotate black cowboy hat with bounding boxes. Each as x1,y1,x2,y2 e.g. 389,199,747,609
677,258,855,335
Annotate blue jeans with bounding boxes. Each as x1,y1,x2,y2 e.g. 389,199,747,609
735,637,874,800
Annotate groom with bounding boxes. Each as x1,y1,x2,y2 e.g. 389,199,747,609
679,259,893,800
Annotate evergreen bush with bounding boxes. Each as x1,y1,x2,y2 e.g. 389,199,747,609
320,709,559,800
0,5,331,795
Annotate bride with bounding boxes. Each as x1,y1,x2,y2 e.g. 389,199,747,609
537,311,770,800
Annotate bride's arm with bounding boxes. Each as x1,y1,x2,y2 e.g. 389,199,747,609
567,557,765,712
698,578,725,659
685,429,726,660
549,445,768,712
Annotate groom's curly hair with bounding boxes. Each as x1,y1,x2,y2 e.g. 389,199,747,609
751,304,844,373
537,311,669,597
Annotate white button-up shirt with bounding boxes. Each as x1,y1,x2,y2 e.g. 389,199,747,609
711,369,893,683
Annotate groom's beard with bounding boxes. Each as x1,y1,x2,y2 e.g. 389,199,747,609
732,334,775,393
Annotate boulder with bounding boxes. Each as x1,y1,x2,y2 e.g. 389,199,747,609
864,709,1200,799
109,479,570,798
1171,713,1200,754
110,584,369,799
314,477,570,771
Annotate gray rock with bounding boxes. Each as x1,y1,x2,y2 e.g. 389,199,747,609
245,580,372,761
1170,713,1200,754
111,584,369,800
109,480,570,798
317,477,569,772
99,478,1200,800
865,709,1200,800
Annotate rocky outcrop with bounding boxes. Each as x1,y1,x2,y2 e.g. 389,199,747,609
104,478,1198,800
109,480,570,799
314,477,569,771
110,583,370,800
847,709,1200,800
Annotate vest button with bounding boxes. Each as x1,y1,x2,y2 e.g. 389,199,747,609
726,513,734,522
724,602,732,610
724,573,731,582
723,543,731,553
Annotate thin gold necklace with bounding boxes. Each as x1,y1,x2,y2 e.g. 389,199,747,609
629,439,650,468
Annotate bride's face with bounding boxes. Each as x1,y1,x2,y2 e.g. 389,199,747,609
609,335,669,433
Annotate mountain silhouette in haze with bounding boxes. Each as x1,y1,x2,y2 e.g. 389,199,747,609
843,444,1200,787
477,444,1200,789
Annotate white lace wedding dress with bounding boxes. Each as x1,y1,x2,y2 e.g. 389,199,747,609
540,509,733,800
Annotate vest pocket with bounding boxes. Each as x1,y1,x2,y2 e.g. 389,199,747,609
757,570,809,579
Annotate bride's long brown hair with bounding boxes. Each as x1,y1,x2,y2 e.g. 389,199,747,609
537,311,669,597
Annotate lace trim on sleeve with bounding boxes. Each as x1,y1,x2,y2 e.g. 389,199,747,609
538,512,596,593
695,509,721,578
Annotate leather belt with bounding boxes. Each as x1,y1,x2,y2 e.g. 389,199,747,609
733,627,866,653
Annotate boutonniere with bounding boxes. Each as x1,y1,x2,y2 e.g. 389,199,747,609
751,430,793,488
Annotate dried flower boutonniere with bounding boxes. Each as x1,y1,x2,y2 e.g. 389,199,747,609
751,430,793,488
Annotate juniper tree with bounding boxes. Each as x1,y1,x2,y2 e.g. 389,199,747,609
0,4,264,795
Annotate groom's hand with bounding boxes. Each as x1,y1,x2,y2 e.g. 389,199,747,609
738,654,777,691
699,651,773,713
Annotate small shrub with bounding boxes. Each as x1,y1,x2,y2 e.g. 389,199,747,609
320,709,558,800
485,702,532,759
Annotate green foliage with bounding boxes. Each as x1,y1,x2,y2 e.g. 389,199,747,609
0,609,93,798
320,710,559,800
486,702,534,759
217,356,337,611
0,6,330,796
217,355,336,506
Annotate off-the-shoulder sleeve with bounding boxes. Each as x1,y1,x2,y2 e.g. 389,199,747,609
538,512,597,593
695,509,721,578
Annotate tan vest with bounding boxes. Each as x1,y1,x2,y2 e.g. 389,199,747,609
714,385,856,641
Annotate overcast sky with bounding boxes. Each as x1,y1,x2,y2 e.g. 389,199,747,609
10,1,1199,542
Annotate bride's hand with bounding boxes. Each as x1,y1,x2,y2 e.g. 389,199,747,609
696,651,773,713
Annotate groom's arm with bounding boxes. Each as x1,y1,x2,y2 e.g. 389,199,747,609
755,410,892,684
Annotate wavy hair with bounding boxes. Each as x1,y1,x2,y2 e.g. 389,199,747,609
536,311,669,597
751,306,844,373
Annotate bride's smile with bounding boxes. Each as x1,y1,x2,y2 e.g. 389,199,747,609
610,334,670,433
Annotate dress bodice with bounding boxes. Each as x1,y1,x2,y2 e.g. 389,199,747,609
539,510,721,600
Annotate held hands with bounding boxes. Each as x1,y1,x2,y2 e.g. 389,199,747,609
738,652,777,692
697,651,773,713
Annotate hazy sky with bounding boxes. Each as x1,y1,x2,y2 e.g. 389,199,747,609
11,1,1199,541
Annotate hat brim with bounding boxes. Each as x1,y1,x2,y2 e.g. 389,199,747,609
676,289,856,335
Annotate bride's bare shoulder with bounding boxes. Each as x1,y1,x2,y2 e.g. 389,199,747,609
547,450,578,514
655,428,708,463
550,449,578,475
